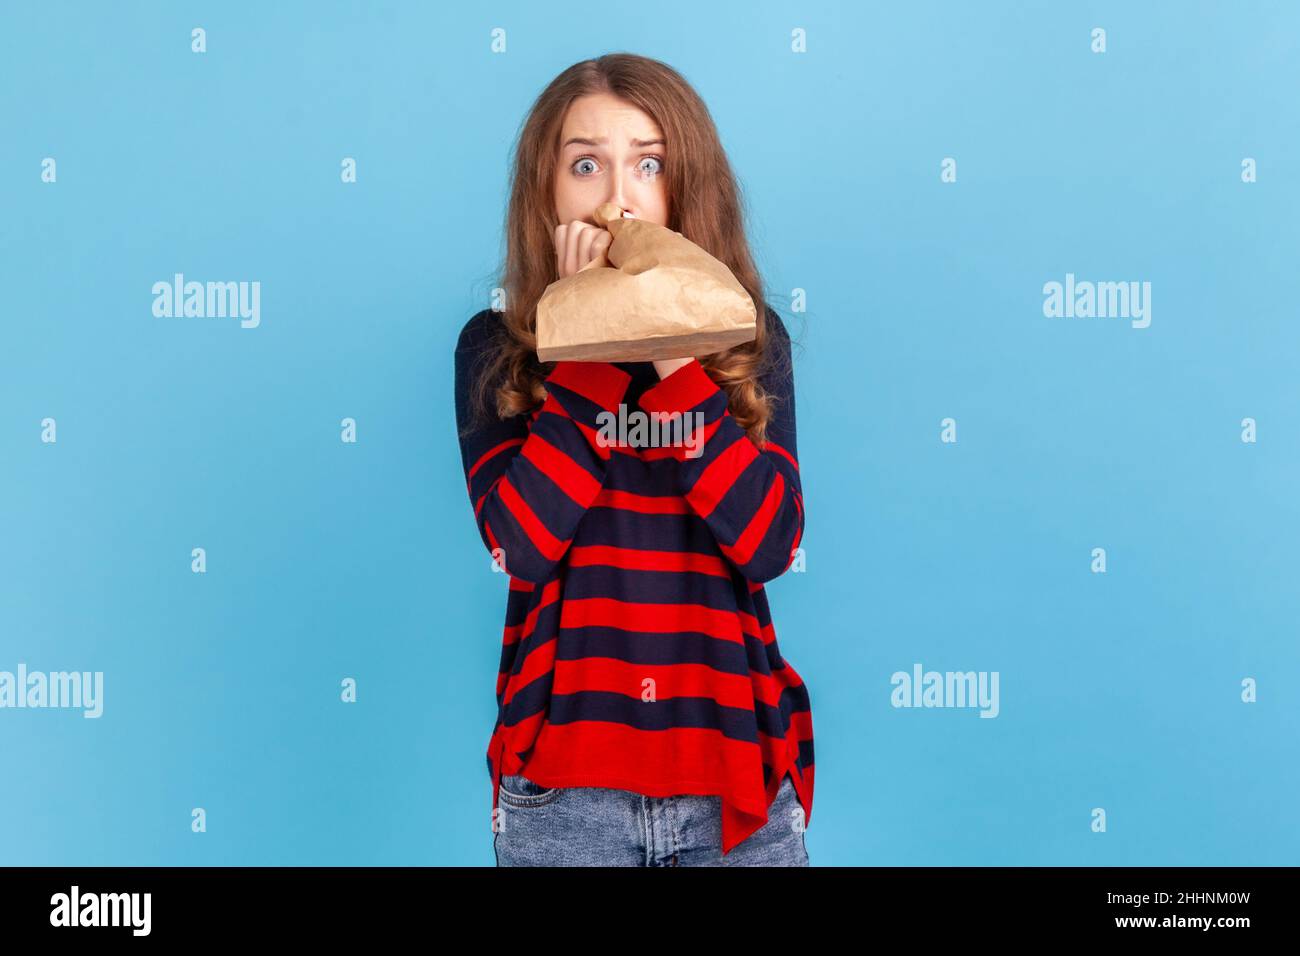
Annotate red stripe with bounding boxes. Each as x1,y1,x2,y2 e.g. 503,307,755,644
501,579,562,647
567,544,731,578
521,432,601,505
765,440,799,472
468,438,523,483
637,359,720,414
501,638,558,710
724,472,785,566
688,430,759,517
549,657,756,709
546,361,632,409
591,488,691,514
570,417,612,461
504,654,811,727
497,476,568,560
559,597,746,641
474,475,499,521
735,607,763,639
749,659,805,710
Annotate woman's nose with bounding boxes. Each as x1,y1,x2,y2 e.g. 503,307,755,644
607,165,632,212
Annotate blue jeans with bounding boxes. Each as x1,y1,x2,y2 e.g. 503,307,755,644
493,771,809,866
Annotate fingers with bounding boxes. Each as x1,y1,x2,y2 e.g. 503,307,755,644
574,222,596,272
554,222,578,277
566,221,593,276
553,220,613,278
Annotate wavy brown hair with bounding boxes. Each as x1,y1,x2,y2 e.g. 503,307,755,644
466,52,786,448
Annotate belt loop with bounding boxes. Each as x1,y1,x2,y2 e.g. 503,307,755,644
641,795,652,867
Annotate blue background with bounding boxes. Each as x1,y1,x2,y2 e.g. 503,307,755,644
1,0,1296,866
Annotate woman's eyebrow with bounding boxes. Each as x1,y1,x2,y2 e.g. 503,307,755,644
562,136,666,148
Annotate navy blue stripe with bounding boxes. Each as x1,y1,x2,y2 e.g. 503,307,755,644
548,690,761,744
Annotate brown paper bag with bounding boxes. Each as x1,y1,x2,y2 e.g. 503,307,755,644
535,202,758,362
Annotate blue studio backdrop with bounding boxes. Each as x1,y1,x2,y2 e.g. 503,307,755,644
1,1,1297,866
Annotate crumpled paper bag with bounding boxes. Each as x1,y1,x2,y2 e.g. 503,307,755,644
535,202,758,362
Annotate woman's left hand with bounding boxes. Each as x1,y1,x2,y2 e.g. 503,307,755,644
653,357,694,379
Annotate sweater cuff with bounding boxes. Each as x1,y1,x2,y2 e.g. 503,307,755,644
546,361,632,412
637,359,720,414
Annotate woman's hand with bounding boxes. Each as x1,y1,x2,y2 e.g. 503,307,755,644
653,357,694,379
551,216,691,378
553,219,613,279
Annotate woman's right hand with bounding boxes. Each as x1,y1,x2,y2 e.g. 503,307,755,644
553,219,613,279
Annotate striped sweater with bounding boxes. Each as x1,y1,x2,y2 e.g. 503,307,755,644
454,305,814,856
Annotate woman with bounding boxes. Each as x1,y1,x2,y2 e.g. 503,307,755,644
454,53,814,866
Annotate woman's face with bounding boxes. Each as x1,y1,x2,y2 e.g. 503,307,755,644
554,92,669,228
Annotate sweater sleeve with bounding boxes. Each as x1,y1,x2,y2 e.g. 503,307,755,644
635,308,805,584
454,311,632,584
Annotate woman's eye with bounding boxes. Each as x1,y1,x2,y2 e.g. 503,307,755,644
571,155,662,178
